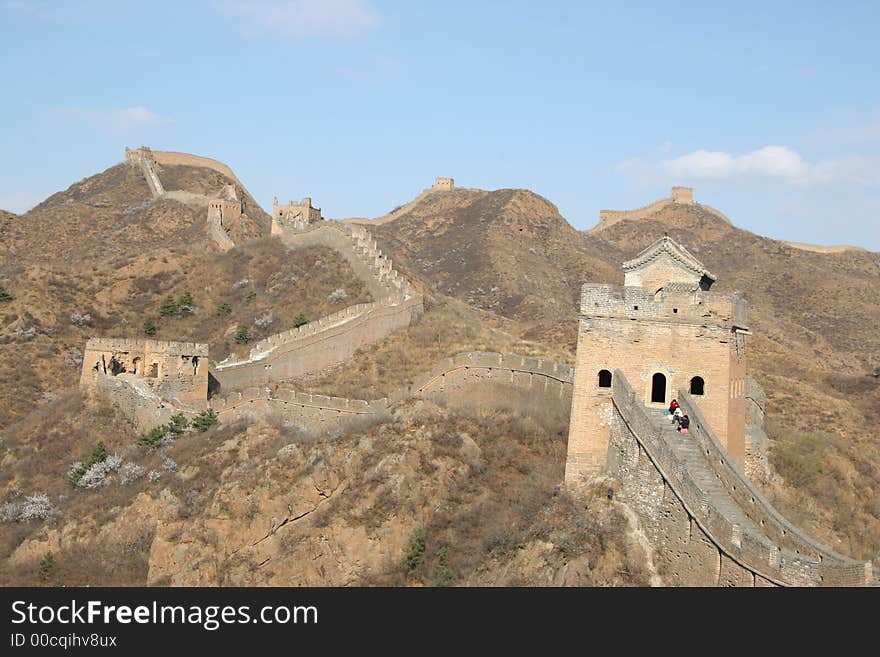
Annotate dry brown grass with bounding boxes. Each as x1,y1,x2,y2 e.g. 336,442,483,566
764,419,880,560
344,405,648,586
109,238,371,361
0,239,370,428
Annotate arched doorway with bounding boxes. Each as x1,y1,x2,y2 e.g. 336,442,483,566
598,369,612,388
651,373,666,403
690,376,705,396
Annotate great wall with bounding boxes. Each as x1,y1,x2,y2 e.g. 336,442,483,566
79,151,873,586
124,147,254,252
591,186,735,233
593,186,863,253
609,374,868,586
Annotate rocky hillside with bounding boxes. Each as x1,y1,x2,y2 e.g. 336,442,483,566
2,158,879,585
0,392,649,586
0,162,367,429
364,188,619,349
360,190,880,559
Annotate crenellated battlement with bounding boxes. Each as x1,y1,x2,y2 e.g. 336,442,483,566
84,337,209,356
580,283,748,329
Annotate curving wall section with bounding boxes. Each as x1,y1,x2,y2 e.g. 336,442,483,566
210,351,574,432
592,194,733,232
212,220,423,391
608,371,871,586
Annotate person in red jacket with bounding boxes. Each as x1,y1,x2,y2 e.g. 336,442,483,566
668,399,680,414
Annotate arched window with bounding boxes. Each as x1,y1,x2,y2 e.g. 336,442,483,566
651,373,667,403
690,376,705,396
598,369,612,388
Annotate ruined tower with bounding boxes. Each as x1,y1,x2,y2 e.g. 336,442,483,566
271,196,323,234
80,338,209,404
565,236,749,485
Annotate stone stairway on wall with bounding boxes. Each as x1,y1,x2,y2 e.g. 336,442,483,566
212,221,423,388
346,224,411,297
136,156,165,198
207,212,235,252
610,375,871,585
645,408,767,542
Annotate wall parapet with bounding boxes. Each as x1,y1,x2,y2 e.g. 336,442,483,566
84,337,209,356
210,351,573,426
580,283,746,328
675,389,869,585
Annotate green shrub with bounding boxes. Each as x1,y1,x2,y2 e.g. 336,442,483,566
404,526,426,576
245,291,257,304
178,292,194,316
137,413,189,450
37,552,55,582
0,284,12,302
433,546,453,587
68,441,108,486
191,409,218,433
159,296,179,317
234,325,252,344
143,318,156,336
217,302,231,317
293,313,308,328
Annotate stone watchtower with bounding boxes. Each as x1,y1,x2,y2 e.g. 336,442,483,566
271,196,323,235
80,338,209,403
565,236,749,484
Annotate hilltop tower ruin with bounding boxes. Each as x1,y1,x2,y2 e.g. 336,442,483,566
80,338,209,404
432,177,454,191
271,197,323,234
565,236,749,484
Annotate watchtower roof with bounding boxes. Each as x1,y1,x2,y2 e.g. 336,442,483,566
622,235,717,284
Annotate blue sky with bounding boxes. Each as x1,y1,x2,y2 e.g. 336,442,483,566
1,0,879,249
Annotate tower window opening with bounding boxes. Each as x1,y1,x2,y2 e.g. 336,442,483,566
690,376,705,395
598,369,612,388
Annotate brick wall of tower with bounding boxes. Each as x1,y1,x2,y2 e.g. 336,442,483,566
565,284,747,485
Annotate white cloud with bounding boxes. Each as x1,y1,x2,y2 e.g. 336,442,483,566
221,0,378,38
620,145,880,188
119,106,161,125
662,146,810,181
75,106,166,130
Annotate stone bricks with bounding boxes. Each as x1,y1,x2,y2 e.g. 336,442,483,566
566,236,747,485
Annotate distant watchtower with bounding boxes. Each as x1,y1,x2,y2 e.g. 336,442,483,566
565,236,749,484
433,177,454,191
271,196,323,234
671,186,694,204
